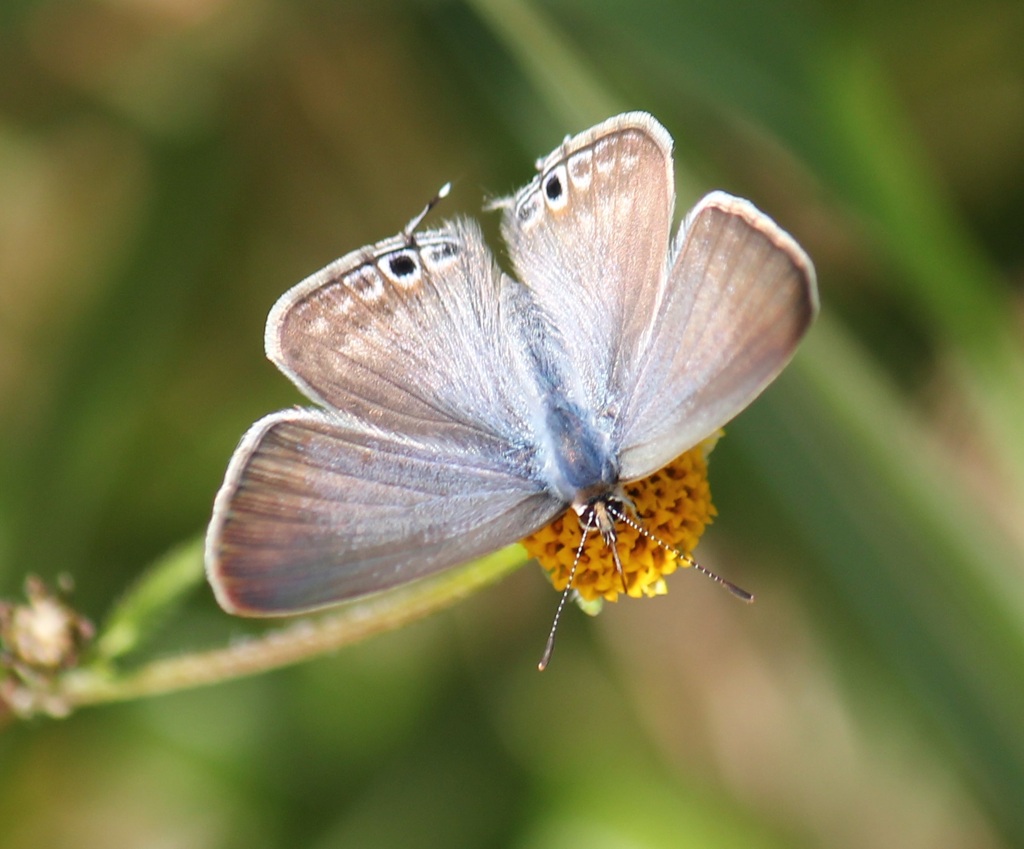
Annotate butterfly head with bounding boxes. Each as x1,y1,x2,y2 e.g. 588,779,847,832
524,435,720,605
530,433,752,669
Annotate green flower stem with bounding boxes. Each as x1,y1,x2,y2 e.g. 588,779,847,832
95,537,208,663
59,544,529,709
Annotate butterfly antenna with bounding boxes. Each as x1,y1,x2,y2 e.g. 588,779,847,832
538,513,594,671
606,504,754,603
682,552,754,601
404,182,451,238
610,542,628,595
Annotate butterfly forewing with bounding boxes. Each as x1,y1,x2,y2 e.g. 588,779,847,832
617,192,818,480
267,220,541,447
497,112,675,413
208,410,562,615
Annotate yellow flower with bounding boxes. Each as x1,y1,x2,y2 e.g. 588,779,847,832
522,433,719,604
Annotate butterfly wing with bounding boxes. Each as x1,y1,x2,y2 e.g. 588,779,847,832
207,218,564,615
616,191,818,480
496,112,816,482
266,219,542,447
207,410,562,615
494,112,675,415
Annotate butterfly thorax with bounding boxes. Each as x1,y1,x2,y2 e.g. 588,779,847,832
541,396,619,506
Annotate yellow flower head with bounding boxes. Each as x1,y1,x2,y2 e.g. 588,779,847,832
522,434,719,604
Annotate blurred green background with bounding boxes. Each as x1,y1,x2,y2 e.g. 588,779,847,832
2,0,1024,846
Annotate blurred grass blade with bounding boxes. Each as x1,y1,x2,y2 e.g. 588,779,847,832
467,0,622,129
466,0,702,197
815,41,1024,503
738,315,1024,843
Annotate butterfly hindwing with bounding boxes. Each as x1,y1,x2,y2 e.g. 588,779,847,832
617,191,818,480
207,409,563,615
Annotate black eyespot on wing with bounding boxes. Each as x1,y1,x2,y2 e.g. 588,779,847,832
545,174,563,201
389,254,417,277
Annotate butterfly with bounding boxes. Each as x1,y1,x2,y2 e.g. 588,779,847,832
205,112,817,641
